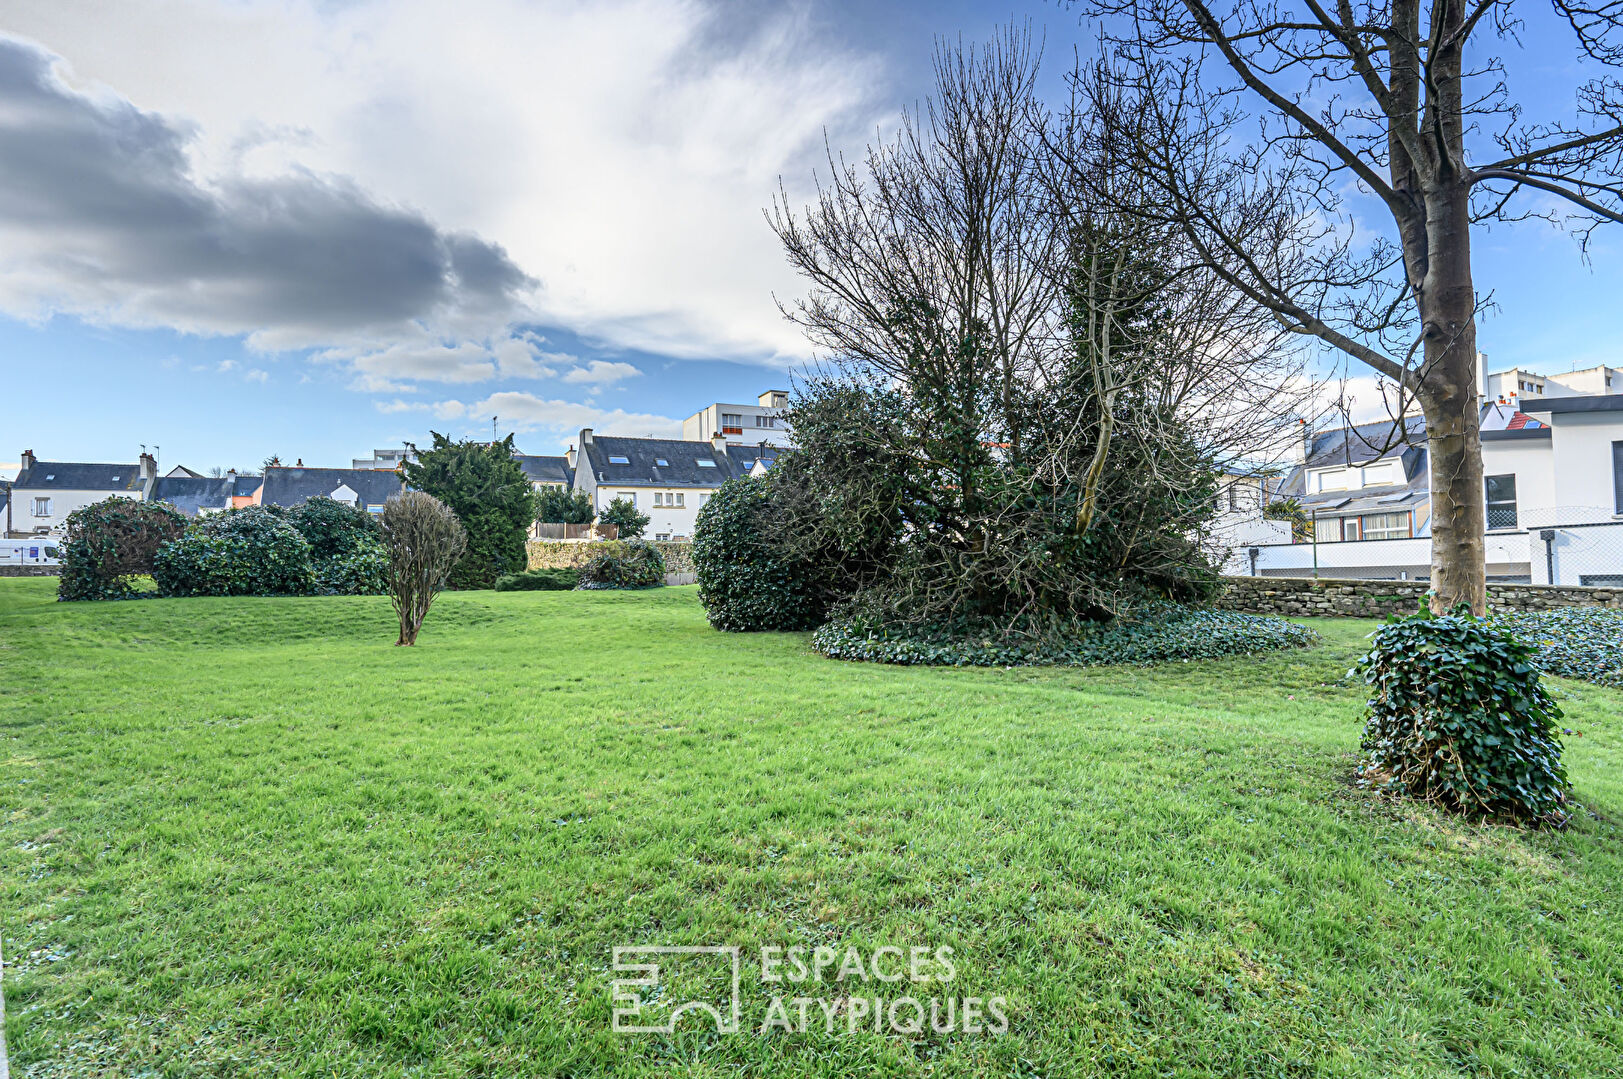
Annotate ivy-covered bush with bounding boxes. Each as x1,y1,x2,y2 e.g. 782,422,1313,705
287,496,381,560
1353,606,1569,824
1487,607,1623,688
577,540,665,589
814,604,1315,667
153,507,316,597
313,541,390,595
693,475,830,631
494,567,581,591
57,497,188,601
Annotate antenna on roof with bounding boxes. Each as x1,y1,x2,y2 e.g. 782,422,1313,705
492,415,498,442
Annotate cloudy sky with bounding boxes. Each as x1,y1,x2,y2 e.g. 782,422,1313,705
1,0,1619,471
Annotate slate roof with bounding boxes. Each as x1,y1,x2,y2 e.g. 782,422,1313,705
582,436,766,487
231,474,263,497
152,475,235,516
257,466,402,508
1276,417,1430,518
514,455,574,486
11,461,143,492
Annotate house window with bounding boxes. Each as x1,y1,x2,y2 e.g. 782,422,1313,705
617,492,636,506
1360,460,1402,487
696,458,717,468
607,455,630,465
656,533,671,541
31,497,51,517
1226,484,1241,511
1313,517,1341,543
754,415,777,428
1342,517,1361,541
655,458,669,467
1613,441,1623,514
675,493,684,507
721,412,743,427
1485,474,1518,529
1360,511,1412,540
1311,468,1351,493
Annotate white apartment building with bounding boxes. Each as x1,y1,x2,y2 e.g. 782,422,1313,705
683,390,794,447
569,428,781,540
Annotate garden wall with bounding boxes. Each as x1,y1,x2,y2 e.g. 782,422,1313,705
1218,575,1623,618
527,540,696,585
0,565,61,577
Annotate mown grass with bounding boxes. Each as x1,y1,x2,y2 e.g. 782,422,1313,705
1,577,1619,1078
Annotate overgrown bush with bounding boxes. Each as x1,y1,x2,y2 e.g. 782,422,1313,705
153,507,316,597
381,492,467,645
287,496,381,560
1353,606,1570,824
577,540,665,589
494,567,581,591
57,497,188,601
313,541,390,595
813,604,1315,667
1488,607,1623,688
694,474,831,630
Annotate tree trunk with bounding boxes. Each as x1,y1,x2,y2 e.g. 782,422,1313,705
1418,182,1486,615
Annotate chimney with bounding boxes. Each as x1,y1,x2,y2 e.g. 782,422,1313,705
566,445,577,469
20,449,35,474
710,433,728,455
295,457,304,467
138,452,156,481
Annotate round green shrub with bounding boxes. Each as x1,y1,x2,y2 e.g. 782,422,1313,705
494,567,581,591
1487,607,1623,688
287,496,381,560
57,497,189,601
153,507,316,597
693,475,830,631
313,540,389,595
813,604,1315,667
577,540,665,589
1354,606,1570,824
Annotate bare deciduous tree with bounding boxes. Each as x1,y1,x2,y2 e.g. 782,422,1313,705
381,491,467,646
1073,0,1623,611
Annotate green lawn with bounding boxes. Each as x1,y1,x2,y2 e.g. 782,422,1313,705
1,578,1620,1078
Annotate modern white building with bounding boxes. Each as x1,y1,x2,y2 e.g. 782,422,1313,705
683,390,794,447
569,428,781,540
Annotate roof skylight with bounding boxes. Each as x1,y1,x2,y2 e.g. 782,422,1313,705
608,455,630,465
696,458,717,467
655,458,669,466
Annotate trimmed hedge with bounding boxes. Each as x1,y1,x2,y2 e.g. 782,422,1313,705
494,567,581,591
153,507,316,597
577,540,665,589
813,605,1316,667
1488,607,1623,688
1354,607,1569,824
57,497,188,601
693,476,829,631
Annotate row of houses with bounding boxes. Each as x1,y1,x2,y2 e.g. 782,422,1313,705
2,390,793,552
1216,362,1623,587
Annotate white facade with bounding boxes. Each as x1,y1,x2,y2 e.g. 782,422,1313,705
597,486,716,541
683,390,794,447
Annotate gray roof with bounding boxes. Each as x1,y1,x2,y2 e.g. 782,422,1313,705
1277,417,1430,514
152,475,235,516
231,474,263,497
1519,392,1623,414
514,455,574,486
12,461,143,492
583,436,772,487
257,466,402,508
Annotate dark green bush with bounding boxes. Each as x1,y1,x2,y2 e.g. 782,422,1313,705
287,496,381,560
577,540,665,589
598,497,650,541
693,475,831,631
813,604,1315,667
1353,606,1570,824
494,567,581,591
153,507,316,597
57,497,188,601
1487,607,1623,688
313,540,389,595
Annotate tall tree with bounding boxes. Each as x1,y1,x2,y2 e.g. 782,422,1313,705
401,433,538,589
1072,1,1623,611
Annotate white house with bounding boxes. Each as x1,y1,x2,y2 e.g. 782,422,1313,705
4,450,155,538
682,390,794,448
570,428,781,540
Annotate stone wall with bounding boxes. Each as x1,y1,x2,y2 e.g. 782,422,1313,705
0,565,61,577
526,540,695,584
1218,575,1623,618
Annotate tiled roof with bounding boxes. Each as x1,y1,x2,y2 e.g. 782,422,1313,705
257,466,403,508
514,455,574,486
12,461,143,491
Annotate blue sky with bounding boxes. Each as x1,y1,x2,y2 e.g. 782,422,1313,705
0,0,1618,475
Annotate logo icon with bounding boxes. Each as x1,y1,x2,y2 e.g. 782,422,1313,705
611,946,742,1034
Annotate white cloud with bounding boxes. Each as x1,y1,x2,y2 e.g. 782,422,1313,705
374,399,424,414
560,359,641,386
434,390,682,448
244,368,269,383
0,0,885,367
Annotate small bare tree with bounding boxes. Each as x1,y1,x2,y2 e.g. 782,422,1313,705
381,492,467,646
1072,0,1623,612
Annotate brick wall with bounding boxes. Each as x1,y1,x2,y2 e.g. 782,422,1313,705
526,540,695,583
1218,575,1623,618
